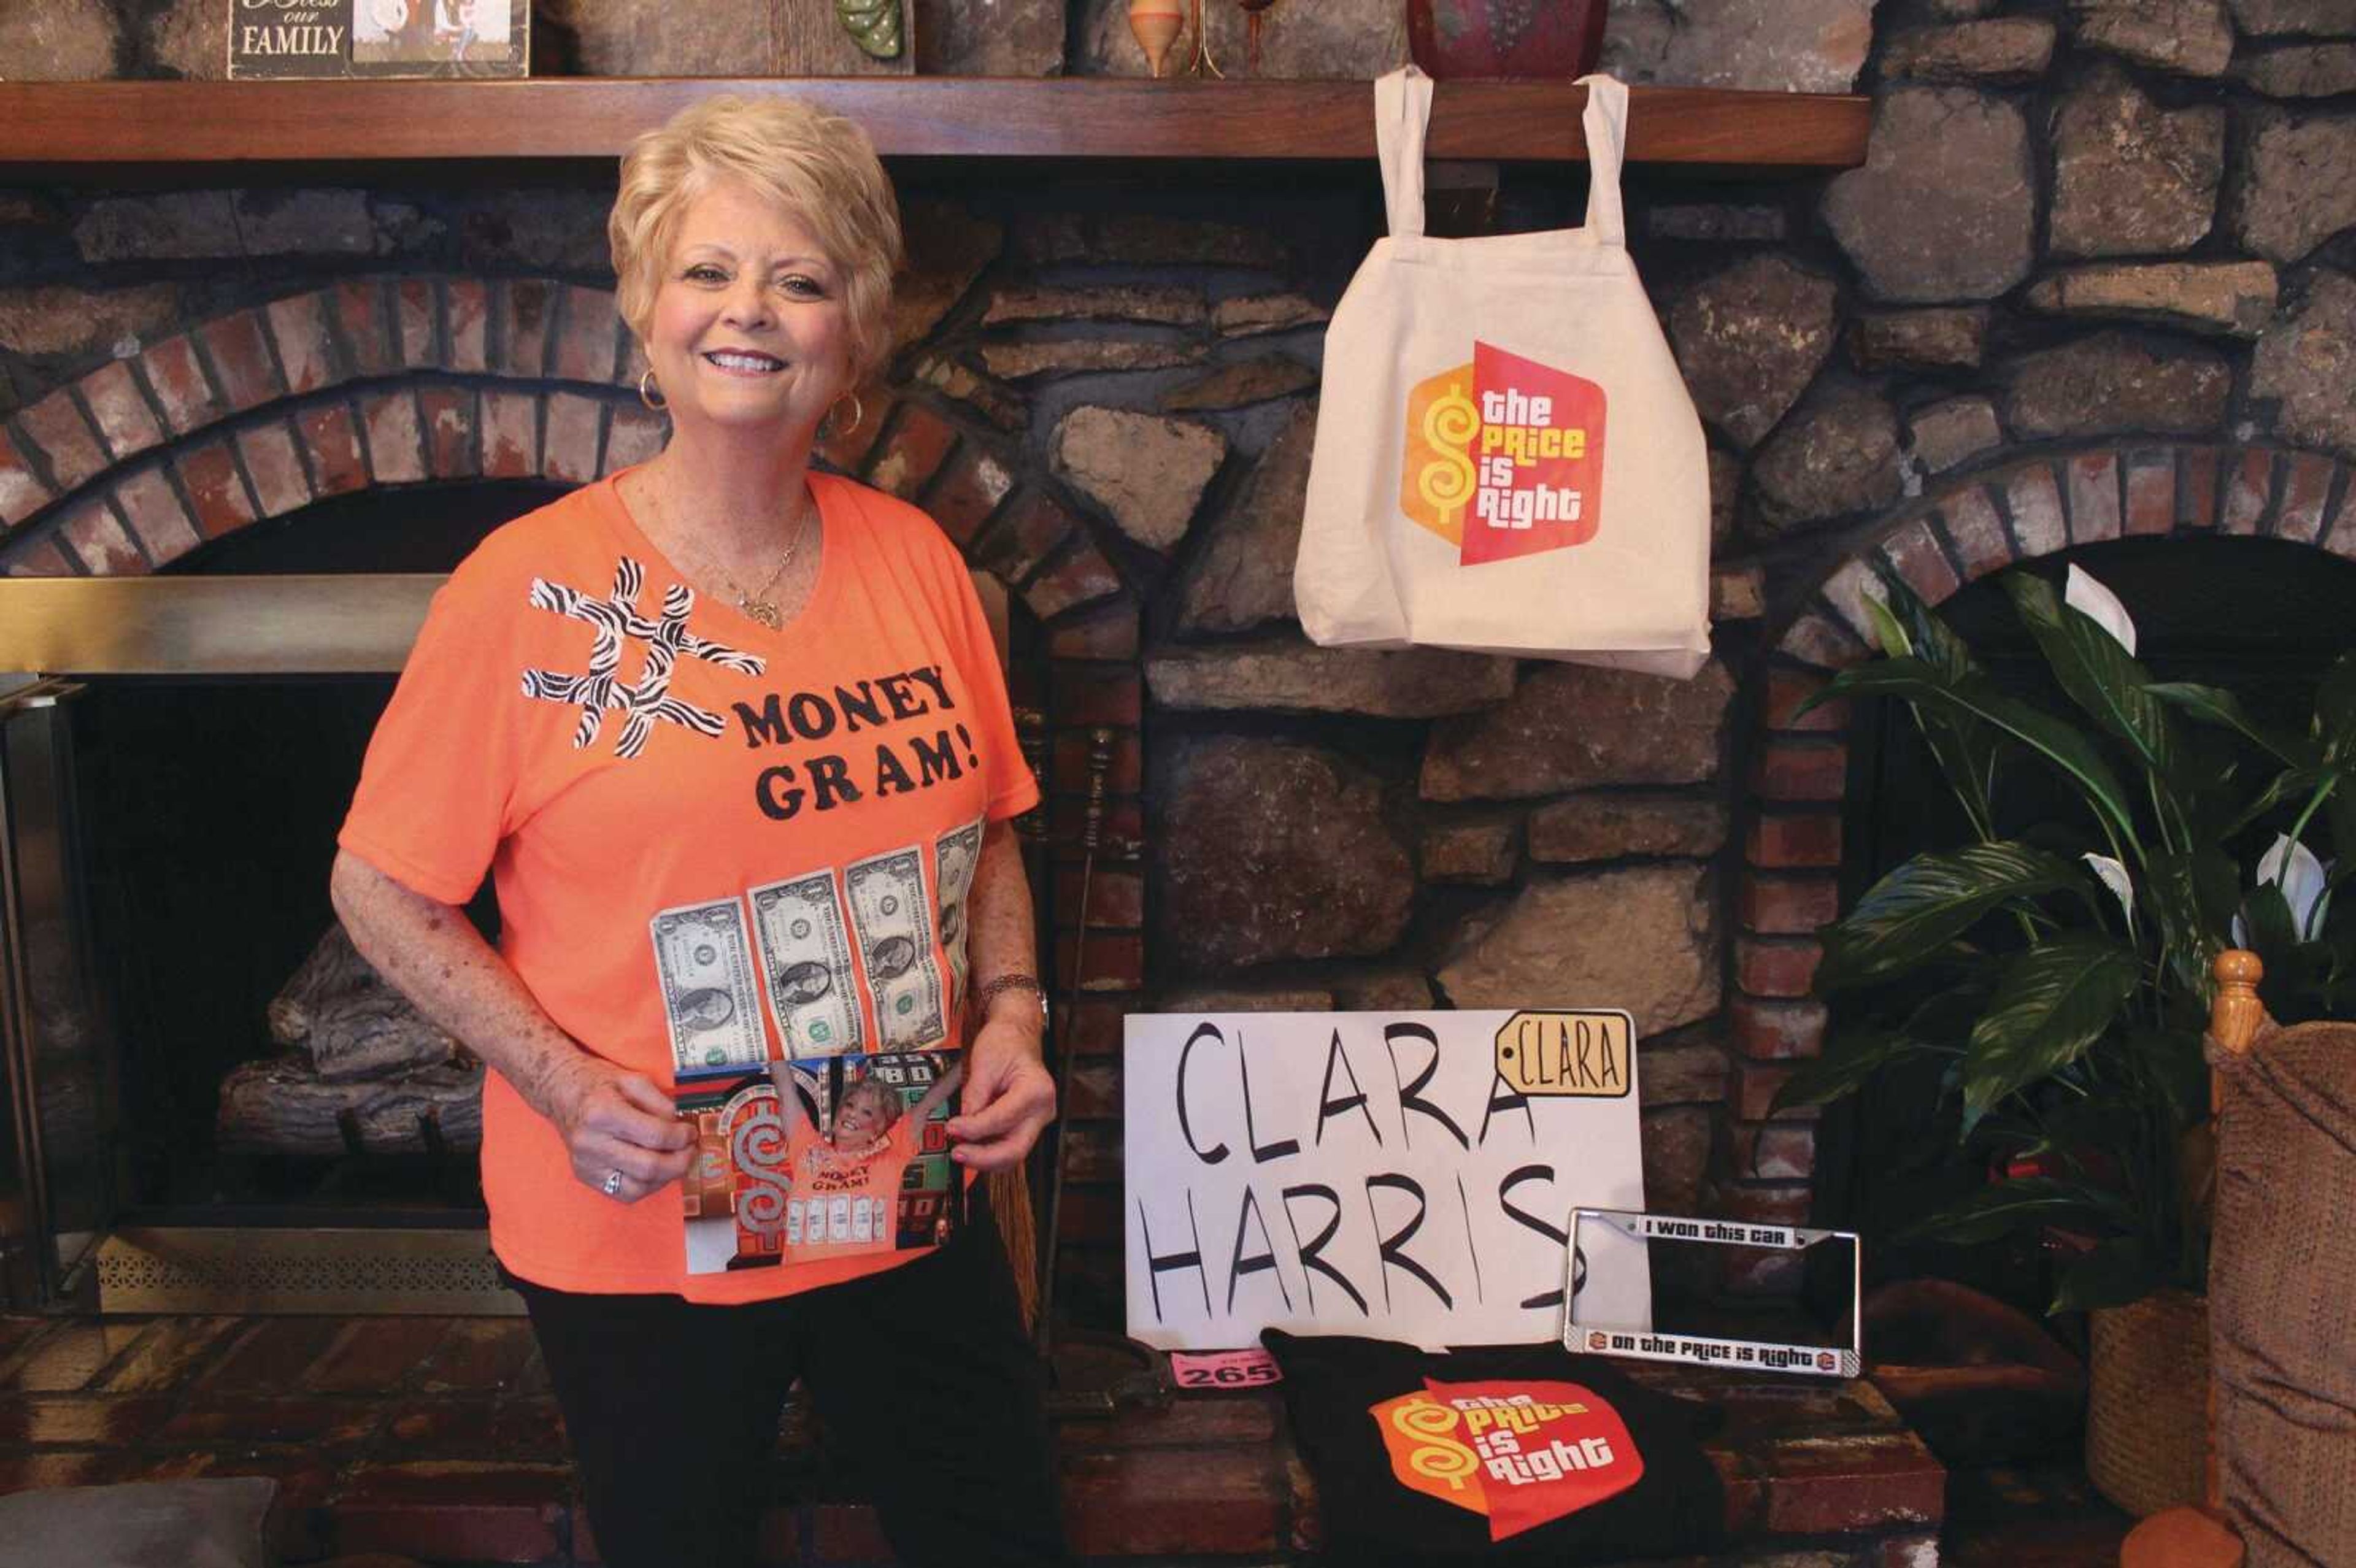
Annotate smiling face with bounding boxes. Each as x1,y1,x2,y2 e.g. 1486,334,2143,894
644,174,856,442
832,1078,899,1147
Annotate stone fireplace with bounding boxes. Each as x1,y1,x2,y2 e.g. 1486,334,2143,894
2,0,2354,1343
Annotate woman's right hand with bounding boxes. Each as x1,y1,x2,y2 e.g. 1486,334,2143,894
548,1056,698,1204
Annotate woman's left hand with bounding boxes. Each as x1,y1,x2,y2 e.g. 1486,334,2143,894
947,1016,1057,1171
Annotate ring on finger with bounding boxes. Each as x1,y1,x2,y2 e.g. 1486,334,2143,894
601,1167,624,1197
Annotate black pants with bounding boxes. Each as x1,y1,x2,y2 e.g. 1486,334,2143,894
509,1202,1069,1568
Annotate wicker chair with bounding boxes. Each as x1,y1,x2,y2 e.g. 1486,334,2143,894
2120,951,2356,1568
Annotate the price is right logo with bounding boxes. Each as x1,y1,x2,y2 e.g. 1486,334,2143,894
1401,342,1606,566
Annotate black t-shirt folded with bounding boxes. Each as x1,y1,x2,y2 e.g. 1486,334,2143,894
1265,1330,1725,1567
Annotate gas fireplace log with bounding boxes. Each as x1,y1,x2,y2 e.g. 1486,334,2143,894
269,924,461,1083
217,1056,484,1156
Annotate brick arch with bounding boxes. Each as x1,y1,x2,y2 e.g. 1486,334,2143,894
0,274,1133,632
1717,441,2356,1250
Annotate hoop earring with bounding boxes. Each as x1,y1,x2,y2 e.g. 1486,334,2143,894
827,391,864,439
638,369,666,412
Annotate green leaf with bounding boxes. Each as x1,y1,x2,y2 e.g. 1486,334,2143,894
1885,575,1977,686
1961,936,2142,1126
2146,682,2312,767
1900,1175,2132,1246
2051,1237,2168,1313
2004,574,2181,778
2143,849,2228,1001
1818,842,2090,991
2318,650,2356,764
1823,661,2144,853
1769,1029,1934,1114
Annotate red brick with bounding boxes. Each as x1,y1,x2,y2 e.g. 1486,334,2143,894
1876,515,1959,606
542,391,603,483
297,402,368,496
1061,1447,1283,1557
1941,486,2011,580
1750,739,1846,802
482,391,539,477
361,390,428,484
417,1318,539,1394
17,390,109,491
237,420,313,517
2066,451,2123,542
2,538,73,575
2221,448,2271,536
618,332,650,396
2179,445,2220,530
57,500,145,575
866,402,959,498
1736,937,1822,999
202,1317,346,1393
266,292,339,396
2274,453,2335,544
1048,602,1140,660
447,279,490,372
0,1451,132,1494
1730,1121,1818,1181
171,441,254,539
926,445,1015,546
1739,874,1839,936
157,1394,381,1448
417,386,478,480
1066,997,1127,1058
812,1501,892,1562
201,309,283,412
1051,727,1143,794
2330,485,2356,561
2123,450,2176,536
603,404,666,473
1747,812,1841,869
1879,1533,1944,1568
502,279,555,377
1052,664,1143,728
333,1461,569,1564
2003,461,2066,558
1722,1180,1814,1225
110,467,198,565
79,359,163,460
1730,996,1828,1060
1049,796,1144,860
0,429,53,528
1026,540,1124,620
1058,1121,1122,1182
331,279,394,377
396,278,437,367
304,1318,452,1395
0,1392,175,1446
1644,1042,1731,1105
1779,611,1868,671
976,490,1079,585
814,383,888,472
1061,1063,1121,1122
1722,1244,1806,1294
554,286,620,383
139,334,220,437
1763,667,1846,734
1757,1430,1944,1535
1056,929,1145,992
1818,556,1888,647
1088,1391,1280,1451
1055,865,1145,934
3,1323,159,1393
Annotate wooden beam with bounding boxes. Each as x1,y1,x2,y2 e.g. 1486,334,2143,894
0,78,1870,171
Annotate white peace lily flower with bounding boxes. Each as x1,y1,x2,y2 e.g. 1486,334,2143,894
2082,853,2135,933
2063,564,2138,656
2257,834,2330,940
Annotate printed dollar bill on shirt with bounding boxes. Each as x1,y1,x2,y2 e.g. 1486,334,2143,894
650,826,982,1274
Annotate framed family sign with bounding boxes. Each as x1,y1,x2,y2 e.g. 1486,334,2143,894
228,0,531,79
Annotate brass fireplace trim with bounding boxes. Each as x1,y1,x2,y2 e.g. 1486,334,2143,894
93,1227,522,1315
0,575,447,676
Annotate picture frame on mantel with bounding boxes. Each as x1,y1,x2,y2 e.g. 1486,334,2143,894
228,0,532,80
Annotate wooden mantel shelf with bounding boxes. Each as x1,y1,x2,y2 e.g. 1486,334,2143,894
0,77,1868,174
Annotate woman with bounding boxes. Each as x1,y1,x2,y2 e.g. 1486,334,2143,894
331,94,1067,1567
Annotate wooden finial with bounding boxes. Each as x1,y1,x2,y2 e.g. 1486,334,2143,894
2209,949,2268,1058
1128,0,1185,77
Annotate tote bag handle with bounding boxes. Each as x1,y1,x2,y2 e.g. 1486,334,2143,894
1578,74,1630,248
1374,66,1431,240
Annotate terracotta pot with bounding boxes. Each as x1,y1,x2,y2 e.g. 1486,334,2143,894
2085,1288,2211,1518
1407,0,1606,80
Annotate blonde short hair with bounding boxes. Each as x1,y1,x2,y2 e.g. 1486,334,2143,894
609,94,903,386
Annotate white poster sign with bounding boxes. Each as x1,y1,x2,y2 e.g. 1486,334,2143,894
1124,1009,1650,1351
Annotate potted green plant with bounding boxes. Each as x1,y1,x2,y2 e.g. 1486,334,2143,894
1775,564,2354,1513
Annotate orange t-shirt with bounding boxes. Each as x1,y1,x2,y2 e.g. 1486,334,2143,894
338,468,1039,1302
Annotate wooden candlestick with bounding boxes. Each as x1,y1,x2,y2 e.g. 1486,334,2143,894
1128,0,1185,78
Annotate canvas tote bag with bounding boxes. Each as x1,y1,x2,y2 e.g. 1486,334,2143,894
1295,69,1711,678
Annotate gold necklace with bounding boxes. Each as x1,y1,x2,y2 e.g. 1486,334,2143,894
649,481,811,631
